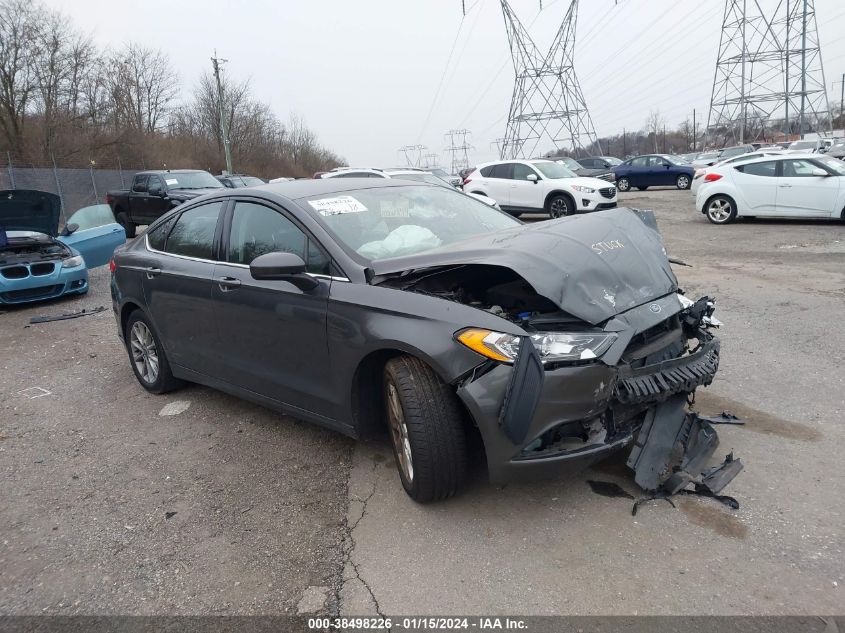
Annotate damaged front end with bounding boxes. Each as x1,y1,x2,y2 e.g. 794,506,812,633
373,209,742,499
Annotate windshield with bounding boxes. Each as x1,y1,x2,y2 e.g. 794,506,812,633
697,153,718,160
557,157,581,170
603,157,622,166
302,185,519,262
660,155,685,165
789,141,816,150
533,161,576,179
165,172,224,190
241,176,265,187
818,157,845,175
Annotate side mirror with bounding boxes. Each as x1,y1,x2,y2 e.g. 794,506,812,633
662,162,671,168
527,173,539,183
250,251,319,291
61,223,79,236
811,167,829,177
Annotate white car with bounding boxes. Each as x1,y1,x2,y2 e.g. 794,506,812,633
691,150,786,196
462,159,617,218
695,154,845,224
320,168,500,208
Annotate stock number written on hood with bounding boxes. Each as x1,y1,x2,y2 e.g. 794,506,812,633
591,239,626,254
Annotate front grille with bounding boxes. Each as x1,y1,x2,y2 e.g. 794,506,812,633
30,263,55,276
599,187,616,199
1,265,28,279
1,284,64,302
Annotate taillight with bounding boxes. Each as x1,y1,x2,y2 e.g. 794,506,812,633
462,178,473,186
704,173,723,182
109,258,116,273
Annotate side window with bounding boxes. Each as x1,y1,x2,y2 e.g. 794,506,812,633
490,163,513,179
580,159,594,168
631,157,648,167
783,159,818,177
147,176,163,196
164,202,223,260
131,175,148,193
647,156,666,167
479,165,495,177
228,201,310,267
147,215,177,251
736,161,777,177
512,163,537,180
307,240,331,276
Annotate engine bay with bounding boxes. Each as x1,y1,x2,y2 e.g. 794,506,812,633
0,235,70,266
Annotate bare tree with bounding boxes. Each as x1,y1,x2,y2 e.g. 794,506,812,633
646,109,665,153
0,0,37,154
108,43,178,133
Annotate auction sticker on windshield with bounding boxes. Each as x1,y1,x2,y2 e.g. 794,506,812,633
165,179,178,186
309,196,367,216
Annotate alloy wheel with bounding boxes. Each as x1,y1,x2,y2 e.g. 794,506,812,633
386,382,414,483
707,198,732,223
617,178,630,192
130,321,159,385
549,197,570,218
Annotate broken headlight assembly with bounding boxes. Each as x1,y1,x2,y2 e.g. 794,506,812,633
456,328,616,364
62,255,83,268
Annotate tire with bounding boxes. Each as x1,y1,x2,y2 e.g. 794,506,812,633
676,174,691,190
125,310,183,394
616,177,631,192
704,195,737,225
383,356,468,503
547,194,574,219
116,211,136,238
637,186,649,191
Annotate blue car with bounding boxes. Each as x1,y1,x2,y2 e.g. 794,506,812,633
0,190,126,305
612,154,695,192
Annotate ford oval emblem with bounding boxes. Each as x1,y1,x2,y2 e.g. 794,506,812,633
649,303,662,314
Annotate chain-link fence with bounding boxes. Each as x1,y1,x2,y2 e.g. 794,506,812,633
0,152,145,224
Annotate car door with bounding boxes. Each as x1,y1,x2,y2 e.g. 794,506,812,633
648,156,671,186
141,200,225,374
731,160,779,214
211,199,333,416
509,163,543,210
57,204,125,268
144,175,170,223
481,163,513,206
128,175,150,224
626,157,648,186
776,158,841,217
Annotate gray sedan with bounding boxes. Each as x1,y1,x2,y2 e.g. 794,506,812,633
111,180,738,502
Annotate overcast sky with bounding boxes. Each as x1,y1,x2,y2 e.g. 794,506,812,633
45,0,845,169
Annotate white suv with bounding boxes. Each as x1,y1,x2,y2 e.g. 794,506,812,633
462,159,618,218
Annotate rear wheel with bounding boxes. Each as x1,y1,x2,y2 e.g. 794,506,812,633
676,174,691,190
125,311,183,394
116,212,136,238
705,195,737,225
547,194,574,219
383,356,468,503
616,177,631,192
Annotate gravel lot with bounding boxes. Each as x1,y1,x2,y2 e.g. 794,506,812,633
1,188,843,616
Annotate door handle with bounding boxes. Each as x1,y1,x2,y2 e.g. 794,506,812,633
145,267,161,279
217,276,241,291
779,184,792,188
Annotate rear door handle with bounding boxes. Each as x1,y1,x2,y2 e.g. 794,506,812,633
217,276,241,291
779,184,792,188
145,267,161,279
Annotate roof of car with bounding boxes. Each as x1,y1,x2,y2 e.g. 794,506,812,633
137,169,209,175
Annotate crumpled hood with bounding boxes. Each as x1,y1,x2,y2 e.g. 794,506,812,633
0,190,61,237
372,207,678,325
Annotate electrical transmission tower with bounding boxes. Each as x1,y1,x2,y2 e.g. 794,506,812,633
444,129,473,175
706,0,831,145
398,144,427,168
422,153,441,169
498,0,600,160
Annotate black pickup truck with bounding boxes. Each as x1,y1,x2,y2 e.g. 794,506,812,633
106,170,224,237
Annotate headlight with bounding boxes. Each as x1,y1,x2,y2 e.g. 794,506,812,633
62,255,84,268
571,185,596,194
456,328,616,364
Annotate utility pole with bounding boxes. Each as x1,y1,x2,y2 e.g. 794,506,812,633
622,128,626,157
692,109,696,151
834,74,845,131
211,51,233,175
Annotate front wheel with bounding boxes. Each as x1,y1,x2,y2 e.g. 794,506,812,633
116,212,136,238
383,356,468,503
676,174,691,190
616,177,631,192
705,195,737,225
125,311,183,394
547,194,574,219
